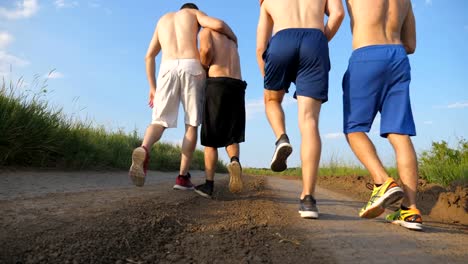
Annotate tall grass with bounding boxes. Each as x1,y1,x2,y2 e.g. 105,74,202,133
419,138,468,186
245,140,468,186
0,75,225,172
245,153,398,178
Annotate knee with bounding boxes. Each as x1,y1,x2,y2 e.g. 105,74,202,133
264,90,284,104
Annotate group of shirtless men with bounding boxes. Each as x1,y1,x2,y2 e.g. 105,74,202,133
128,0,423,231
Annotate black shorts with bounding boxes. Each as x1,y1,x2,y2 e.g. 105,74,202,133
201,77,247,148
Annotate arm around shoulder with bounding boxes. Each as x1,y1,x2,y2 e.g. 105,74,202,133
199,29,213,70
196,11,237,45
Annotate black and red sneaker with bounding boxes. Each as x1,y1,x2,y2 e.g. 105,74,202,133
173,172,195,190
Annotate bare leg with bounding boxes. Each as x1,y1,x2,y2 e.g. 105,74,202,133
264,89,286,139
179,125,198,176
388,134,418,208
141,124,166,150
225,143,240,160
204,147,218,181
346,132,389,184
297,96,322,199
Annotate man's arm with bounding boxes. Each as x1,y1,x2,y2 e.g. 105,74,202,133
195,11,237,45
199,29,213,70
256,4,273,77
145,21,162,108
401,2,416,54
324,0,345,41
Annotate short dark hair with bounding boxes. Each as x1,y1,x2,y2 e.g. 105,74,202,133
180,3,199,10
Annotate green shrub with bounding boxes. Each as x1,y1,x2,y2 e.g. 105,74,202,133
419,138,468,186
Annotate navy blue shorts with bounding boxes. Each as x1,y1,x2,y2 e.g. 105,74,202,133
263,28,330,102
342,44,416,137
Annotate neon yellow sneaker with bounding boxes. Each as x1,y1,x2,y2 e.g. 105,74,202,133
386,208,423,231
359,177,404,218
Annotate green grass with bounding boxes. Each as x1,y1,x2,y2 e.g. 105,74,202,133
244,163,397,179
419,138,468,186
0,76,226,172
245,140,468,186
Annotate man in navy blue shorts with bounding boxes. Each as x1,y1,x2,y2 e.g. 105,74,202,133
343,0,423,230
256,0,344,219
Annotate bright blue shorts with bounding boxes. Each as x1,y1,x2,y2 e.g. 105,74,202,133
342,44,416,137
263,28,330,102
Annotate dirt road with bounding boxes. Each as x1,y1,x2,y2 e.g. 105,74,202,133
1,170,467,263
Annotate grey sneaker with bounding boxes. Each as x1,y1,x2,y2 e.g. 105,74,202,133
299,195,319,219
270,134,293,172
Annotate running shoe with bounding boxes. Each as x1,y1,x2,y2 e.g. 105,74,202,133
129,146,149,187
386,208,423,231
299,195,319,219
270,134,293,172
359,177,404,218
173,172,195,190
228,160,243,193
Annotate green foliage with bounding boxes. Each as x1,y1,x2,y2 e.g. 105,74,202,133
244,154,399,179
419,138,468,186
0,76,223,171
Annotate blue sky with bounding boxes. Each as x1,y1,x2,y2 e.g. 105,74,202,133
1,0,467,168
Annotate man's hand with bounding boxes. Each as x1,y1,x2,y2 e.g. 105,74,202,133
148,88,155,108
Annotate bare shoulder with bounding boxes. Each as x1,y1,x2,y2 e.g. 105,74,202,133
200,28,213,38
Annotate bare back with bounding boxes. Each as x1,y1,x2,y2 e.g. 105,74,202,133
157,9,201,61
263,0,327,34
206,30,242,79
347,0,412,50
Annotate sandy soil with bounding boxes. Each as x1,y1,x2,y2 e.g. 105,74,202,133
0,170,467,264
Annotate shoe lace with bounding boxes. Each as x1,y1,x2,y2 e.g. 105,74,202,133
365,182,373,191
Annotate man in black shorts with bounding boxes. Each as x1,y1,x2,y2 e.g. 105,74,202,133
194,26,247,199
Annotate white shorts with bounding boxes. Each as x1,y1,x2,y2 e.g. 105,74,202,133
152,59,206,128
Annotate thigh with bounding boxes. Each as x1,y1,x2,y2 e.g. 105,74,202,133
181,70,206,127
342,60,387,134
152,69,180,128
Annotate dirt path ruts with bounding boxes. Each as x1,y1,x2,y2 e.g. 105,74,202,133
0,170,467,264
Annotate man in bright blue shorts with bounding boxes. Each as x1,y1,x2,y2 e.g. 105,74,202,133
343,0,423,230
256,0,344,219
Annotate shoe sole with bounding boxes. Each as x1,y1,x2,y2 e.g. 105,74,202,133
129,148,146,187
360,187,404,219
228,161,243,193
270,143,293,172
388,220,423,231
194,189,212,199
173,185,194,191
299,210,319,219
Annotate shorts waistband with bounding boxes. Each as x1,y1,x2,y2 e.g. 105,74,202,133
274,28,324,35
350,44,407,61
160,58,200,65
207,77,247,88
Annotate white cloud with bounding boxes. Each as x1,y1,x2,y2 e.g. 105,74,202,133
0,0,39,20
447,101,468,109
54,0,78,9
324,133,344,139
245,96,296,120
0,50,30,75
0,31,14,49
423,121,433,125
88,2,100,8
45,71,64,79
425,0,433,6
245,98,264,120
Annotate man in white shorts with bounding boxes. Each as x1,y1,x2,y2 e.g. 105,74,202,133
129,3,237,189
